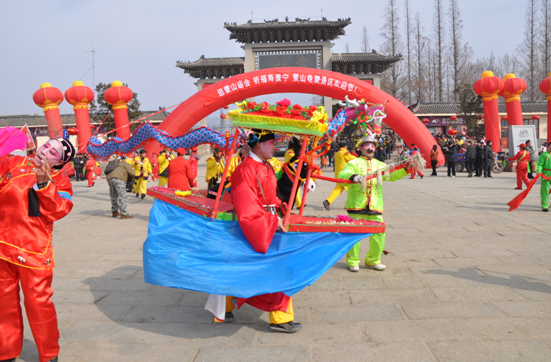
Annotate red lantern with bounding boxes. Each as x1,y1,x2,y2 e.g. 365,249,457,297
477,115,484,120
422,118,429,124
223,105,229,109
220,114,227,119
450,115,457,120
501,115,508,120
33,83,64,111
67,127,79,136
64,81,95,109
532,115,540,120
104,81,133,140
448,129,458,136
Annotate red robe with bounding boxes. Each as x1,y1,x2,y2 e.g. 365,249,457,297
230,156,290,313
167,156,194,191
0,155,73,269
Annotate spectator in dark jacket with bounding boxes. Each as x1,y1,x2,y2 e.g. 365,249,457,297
484,141,495,177
465,141,476,177
475,141,484,177
375,146,386,162
443,140,458,177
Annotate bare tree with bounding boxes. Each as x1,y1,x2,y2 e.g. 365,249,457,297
517,0,539,100
541,0,551,79
413,12,427,102
495,53,521,78
448,0,472,100
432,0,446,101
379,0,405,99
404,0,413,104
361,26,370,52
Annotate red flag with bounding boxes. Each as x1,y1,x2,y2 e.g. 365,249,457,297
20,124,36,150
507,174,540,211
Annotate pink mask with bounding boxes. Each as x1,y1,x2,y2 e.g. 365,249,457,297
362,143,376,152
33,139,63,167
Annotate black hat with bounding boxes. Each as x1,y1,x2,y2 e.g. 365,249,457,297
53,138,76,170
139,149,147,154
247,129,276,146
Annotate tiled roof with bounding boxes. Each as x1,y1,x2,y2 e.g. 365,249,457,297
224,18,351,43
412,101,548,115
332,52,402,74
176,56,245,80
0,110,167,128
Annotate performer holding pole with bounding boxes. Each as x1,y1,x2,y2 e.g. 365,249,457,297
338,135,408,272
0,138,75,362
507,143,531,190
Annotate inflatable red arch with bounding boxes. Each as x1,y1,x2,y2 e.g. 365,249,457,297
149,67,444,166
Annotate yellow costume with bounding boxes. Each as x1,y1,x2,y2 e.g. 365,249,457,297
206,155,225,186
284,149,295,163
134,157,152,195
157,153,171,187
325,148,356,205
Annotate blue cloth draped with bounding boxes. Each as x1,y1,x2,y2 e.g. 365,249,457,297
143,200,371,298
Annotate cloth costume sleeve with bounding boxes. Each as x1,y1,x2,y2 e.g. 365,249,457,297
36,175,74,223
508,151,525,162
231,164,279,254
185,160,195,187
205,157,219,182
344,152,356,163
338,160,357,185
145,159,152,174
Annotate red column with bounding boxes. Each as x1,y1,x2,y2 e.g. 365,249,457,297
32,83,64,139
64,81,95,152
104,80,133,140
539,73,551,144
473,71,504,153
499,73,527,127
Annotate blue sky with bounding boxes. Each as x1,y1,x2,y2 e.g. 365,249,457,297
0,0,525,116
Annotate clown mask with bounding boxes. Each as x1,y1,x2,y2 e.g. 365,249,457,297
361,142,376,158
33,139,63,168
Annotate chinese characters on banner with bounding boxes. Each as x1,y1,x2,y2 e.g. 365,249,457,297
20,124,36,150
202,69,362,106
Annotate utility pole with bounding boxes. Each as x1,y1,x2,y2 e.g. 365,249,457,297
85,46,97,90
320,7,323,18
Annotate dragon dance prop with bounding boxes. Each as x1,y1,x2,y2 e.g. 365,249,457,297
86,122,243,159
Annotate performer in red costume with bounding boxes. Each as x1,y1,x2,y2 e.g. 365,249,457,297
206,129,301,333
84,154,95,187
508,143,531,190
0,138,75,362
188,147,198,188
167,148,194,191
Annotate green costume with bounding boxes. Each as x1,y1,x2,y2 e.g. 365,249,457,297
536,151,551,210
338,157,407,267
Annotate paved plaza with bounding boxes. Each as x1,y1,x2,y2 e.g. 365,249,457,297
16,160,551,361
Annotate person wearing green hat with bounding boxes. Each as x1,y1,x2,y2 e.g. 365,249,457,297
338,135,408,272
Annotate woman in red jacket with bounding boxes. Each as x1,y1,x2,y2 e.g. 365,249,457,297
167,148,195,191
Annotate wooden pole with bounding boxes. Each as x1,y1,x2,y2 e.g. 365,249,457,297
283,136,308,227
211,129,240,220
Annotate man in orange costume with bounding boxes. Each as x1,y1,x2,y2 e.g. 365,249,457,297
0,138,75,362
209,129,301,333
167,148,195,191
508,143,531,190
84,154,96,187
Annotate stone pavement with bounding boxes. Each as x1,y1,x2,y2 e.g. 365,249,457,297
16,160,551,362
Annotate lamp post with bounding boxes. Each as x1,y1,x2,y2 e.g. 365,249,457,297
64,81,95,152
473,71,504,153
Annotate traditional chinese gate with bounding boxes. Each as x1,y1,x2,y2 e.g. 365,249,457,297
148,67,444,166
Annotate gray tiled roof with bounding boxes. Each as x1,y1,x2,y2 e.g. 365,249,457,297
176,56,245,80
412,101,547,115
0,110,167,128
332,52,402,74
224,18,351,43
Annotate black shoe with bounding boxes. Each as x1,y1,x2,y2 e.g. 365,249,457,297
543,209,549,212
141,194,146,199
224,311,234,323
364,209,382,215
268,321,302,333
48,357,58,362
0,358,16,362
487,175,493,178
136,193,139,198
323,200,330,211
